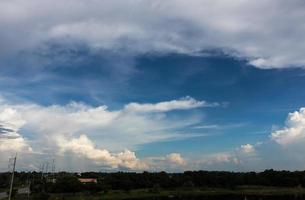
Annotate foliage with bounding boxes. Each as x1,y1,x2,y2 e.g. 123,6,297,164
30,192,50,200
6,188,17,198
51,175,82,193
3,169,305,194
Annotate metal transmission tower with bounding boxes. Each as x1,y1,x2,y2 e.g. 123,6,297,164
8,154,17,200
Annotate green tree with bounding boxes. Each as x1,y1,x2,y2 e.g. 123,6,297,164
53,175,82,193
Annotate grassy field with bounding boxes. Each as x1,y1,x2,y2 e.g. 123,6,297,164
9,186,305,200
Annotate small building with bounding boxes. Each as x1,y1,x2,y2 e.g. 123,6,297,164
78,178,98,184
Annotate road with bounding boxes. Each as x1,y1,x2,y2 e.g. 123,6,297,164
0,192,7,199
0,187,29,199
18,187,30,194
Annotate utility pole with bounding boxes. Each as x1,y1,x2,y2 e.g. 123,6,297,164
25,174,31,200
52,159,55,175
45,162,49,175
8,154,17,200
51,159,55,182
27,179,31,200
40,163,45,180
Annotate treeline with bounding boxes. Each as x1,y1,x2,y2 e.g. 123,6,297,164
2,169,305,193
84,170,305,189
0,172,29,189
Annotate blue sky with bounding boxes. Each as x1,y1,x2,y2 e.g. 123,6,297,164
1,0,305,172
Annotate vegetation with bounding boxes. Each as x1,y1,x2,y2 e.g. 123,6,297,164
2,170,305,199
8,187,305,200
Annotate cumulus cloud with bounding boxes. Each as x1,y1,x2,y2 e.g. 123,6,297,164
196,143,274,171
240,144,255,154
143,153,187,172
57,135,148,170
8,97,207,151
198,107,305,171
192,107,305,171
271,108,305,145
0,107,31,152
2,97,305,171
203,153,240,165
188,152,241,171
0,0,305,69
37,136,188,171
192,143,263,171
0,137,30,152
0,96,208,171
166,153,186,165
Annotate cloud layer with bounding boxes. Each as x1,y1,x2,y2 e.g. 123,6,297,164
1,0,305,69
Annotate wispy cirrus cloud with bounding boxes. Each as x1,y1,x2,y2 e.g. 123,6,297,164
124,96,217,113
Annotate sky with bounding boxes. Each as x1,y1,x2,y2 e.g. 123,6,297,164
1,0,305,172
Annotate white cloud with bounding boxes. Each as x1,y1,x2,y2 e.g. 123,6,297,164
1,0,305,69
205,153,239,165
199,107,305,171
9,97,206,151
213,108,305,171
240,144,255,154
0,137,30,152
57,134,148,170
4,98,305,172
143,153,187,172
166,153,186,165
0,108,25,131
193,123,246,130
124,96,215,113
0,107,31,152
193,125,220,129
0,96,208,171
190,152,242,171
271,108,305,145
